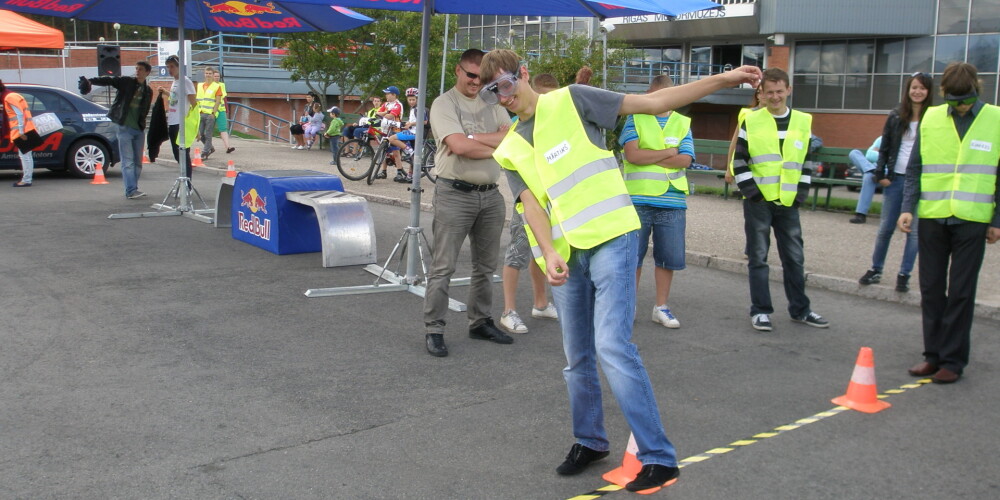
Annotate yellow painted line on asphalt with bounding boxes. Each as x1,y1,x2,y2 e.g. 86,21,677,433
566,378,933,499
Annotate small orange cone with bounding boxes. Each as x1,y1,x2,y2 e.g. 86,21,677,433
192,148,205,167
225,160,237,178
90,163,109,185
142,152,151,164
603,434,641,487
832,347,891,413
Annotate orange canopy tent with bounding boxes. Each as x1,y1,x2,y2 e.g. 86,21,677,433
0,10,64,50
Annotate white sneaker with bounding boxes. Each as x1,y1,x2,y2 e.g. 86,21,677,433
291,145,298,149
531,302,559,320
652,305,680,328
296,145,305,150
500,310,529,334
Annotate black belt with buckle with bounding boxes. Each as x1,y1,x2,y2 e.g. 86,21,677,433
442,177,498,192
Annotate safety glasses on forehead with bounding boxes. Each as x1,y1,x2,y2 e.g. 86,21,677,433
479,71,520,105
944,92,978,107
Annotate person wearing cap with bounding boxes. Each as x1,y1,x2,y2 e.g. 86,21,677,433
369,86,404,179
422,49,514,357
387,87,428,182
324,106,344,165
898,62,1000,385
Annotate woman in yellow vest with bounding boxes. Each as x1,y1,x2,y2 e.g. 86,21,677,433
482,49,761,494
620,75,693,329
898,62,1000,384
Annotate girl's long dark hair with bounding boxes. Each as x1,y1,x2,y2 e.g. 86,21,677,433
898,72,933,131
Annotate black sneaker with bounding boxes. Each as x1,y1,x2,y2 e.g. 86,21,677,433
469,319,514,344
896,274,910,293
425,334,448,357
556,443,610,476
849,213,867,224
859,269,882,285
374,171,387,180
393,171,407,182
625,464,680,493
792,311,829,328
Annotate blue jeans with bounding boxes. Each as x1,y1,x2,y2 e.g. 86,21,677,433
551,231,677,467
117,124,144,196
870,178,918,275
635,205,686,270
743,200,811,318
17,150,34,184
850,149,877,215
329,135,340,161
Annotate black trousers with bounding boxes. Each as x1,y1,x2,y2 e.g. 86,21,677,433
167,124,194,178
918,218,988,374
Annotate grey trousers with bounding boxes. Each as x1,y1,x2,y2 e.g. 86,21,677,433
197,113,216,153
423,182,506,334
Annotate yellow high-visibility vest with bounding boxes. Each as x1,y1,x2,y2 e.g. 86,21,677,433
741,108,812,206
622,112,691,195
494,87,639,270
918,103,1000,223
196,81,221,115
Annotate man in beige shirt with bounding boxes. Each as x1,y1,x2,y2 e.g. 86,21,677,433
423,49,512,357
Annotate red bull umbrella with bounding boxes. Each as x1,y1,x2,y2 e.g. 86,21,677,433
0,0,374,33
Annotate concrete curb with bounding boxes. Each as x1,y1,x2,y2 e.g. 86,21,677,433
690,250,1000,321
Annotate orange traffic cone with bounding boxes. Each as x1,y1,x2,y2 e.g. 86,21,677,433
603,433,642,487
142,152,151,164
90,163,109,185
225,160,237,178
832,347,891,413
192,148,205,167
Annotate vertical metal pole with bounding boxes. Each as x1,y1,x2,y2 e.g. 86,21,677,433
405,0,434,285
440,13,449,95
177,0,190,209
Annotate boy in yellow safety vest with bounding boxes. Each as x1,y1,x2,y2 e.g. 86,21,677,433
731,68,828,333
482,49,761,494
620,74,694,330
898,62,1000,384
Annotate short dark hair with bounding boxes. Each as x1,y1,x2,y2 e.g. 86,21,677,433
135,61,151,72
940,62,981,96
165,55,179,67
459,49,485,66
648,74,674,92
762,68,790,87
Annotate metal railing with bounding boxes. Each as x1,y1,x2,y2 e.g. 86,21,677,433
192,34,289,70
612,60,734,89
227,102,291,144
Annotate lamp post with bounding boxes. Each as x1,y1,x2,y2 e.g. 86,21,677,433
113,23,120,43
599,20,615,90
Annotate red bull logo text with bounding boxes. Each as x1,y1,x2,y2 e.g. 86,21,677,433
238,212,271,240
4,0,84,13
204,1,280,16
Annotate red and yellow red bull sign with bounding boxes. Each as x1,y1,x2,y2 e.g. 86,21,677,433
238,187,270,240
203,0,302,29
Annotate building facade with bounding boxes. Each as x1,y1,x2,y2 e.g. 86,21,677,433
455,0,999,148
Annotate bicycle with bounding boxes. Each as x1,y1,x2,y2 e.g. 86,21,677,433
336,117,388,181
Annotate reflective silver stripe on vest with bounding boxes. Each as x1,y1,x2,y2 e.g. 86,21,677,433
666,170,686,181
921,191,995,203
624,171,669,182
924,164,998,176
750,154,783,165
530,224,564,259
781,183,799,192
755,175,780,185
735,172,753,183
548,157,618,199
560,194,633,233
782,161,803,170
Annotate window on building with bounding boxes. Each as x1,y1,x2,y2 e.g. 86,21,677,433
968,34,1000,73
743,45,765,68
935,35,968,72
904,37,934,73
970,0,1000,33
938,0,970,35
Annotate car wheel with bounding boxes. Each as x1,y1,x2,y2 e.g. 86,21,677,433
66,139,109,178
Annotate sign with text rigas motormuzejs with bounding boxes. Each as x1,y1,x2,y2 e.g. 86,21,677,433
230,170,345,256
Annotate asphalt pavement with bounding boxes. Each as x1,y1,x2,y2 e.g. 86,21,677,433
1,140,999,499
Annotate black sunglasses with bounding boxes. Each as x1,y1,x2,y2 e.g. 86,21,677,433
459,65,479,80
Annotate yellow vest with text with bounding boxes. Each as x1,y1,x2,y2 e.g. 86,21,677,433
197,81,221,114
918,103,1000,223
622,112,691,195
744,108,812,206
493,87,639,270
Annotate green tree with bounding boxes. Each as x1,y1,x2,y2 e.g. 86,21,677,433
280,10,453,113
527,33,638,91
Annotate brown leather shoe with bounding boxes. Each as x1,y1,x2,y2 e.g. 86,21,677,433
931,367,961,384
908,361,938,377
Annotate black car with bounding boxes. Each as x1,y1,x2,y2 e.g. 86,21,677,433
1,83,118,178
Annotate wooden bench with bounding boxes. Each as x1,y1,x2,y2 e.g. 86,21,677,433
688,139,861,210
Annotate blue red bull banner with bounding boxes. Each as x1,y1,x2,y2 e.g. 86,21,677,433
231,170,344,255
1,0,374,33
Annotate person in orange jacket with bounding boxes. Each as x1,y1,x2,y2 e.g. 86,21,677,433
1,79,40,187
